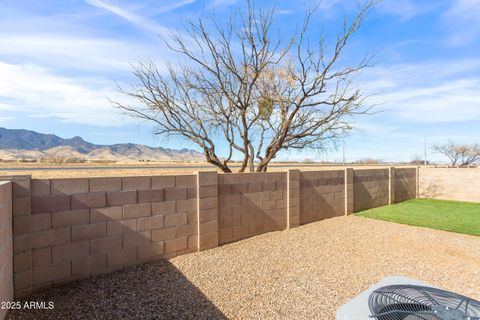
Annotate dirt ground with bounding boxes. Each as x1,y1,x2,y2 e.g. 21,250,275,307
8,216,480,319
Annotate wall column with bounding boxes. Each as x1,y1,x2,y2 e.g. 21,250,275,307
344,168,354,215
389,167,396,205
196,172,219,251
287,170,300,229
11,176,32,298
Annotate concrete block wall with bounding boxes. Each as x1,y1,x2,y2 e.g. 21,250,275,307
299,170,345,224
419,167,480,202
394,168,417,203
218,172,287,245
0,181,13,320
1,167,419,298
26,175,198,293
353,169,389,212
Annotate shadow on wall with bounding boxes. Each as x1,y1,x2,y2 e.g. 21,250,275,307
299,172,345,225
9,258,227,319
218,173,287,245
353,170,389,212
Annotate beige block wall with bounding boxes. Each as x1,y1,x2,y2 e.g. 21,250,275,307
299,170,345,225
394,168,417,203
419,168,480,202
218,172,287,245
354,169,389,212
0,181,13,320
1,167,420,298
27,175,198,292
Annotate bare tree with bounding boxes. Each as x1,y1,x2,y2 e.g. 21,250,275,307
114,1,376,172
433,141,480,167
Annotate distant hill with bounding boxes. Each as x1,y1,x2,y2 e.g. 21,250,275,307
0,127,204,162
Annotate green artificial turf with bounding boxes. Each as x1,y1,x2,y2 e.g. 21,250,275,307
355,198,480,236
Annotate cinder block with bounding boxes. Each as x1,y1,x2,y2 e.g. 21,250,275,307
199,185,218,199
151,227,176,241
138,242,164,260
176,199,196,212
13,196,31,216
233,225,248,240
219,184,232,195
71,192,106,209
32,195,70,213
138,215,164,232
51,178,89,195
187,187,197,199
90,235,122,255
31,212,51,232
32,261,70,284
122,176,151,191
164,212,187,227
199,197,218,210
51,209,89,229
152,201,176,215
107,191,137,206
200,220,218,234
164,188,187,201
32,248,52,267
13,234,30,254
52,241,89,262
197,172,218,186
107,248,137,267
151,176,176,189
13,178,31,197
199,208,217,222
72,223,106,242
13,215,31,235
90,206,122,223
164,237,188,254
123,203,151,219
199,232,218,250
187,235,198,249
107,219,137,235
138,189,164,203
177,224,197,237
31,179,50,196
72,254,106,275
89,177,122,192
14,271,32,292
123,231,151,249
14,251,31,273
176,175,196,187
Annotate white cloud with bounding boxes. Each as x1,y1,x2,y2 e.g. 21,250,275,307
443,0,480,45
376,0,442,20
363,59,480,123
211,0,239,6
84,0,176,35
0,62,131,127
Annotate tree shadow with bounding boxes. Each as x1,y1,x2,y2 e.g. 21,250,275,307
299,171,345,225
8,258,227,320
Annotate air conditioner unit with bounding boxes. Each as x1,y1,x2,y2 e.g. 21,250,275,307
336,276,480,320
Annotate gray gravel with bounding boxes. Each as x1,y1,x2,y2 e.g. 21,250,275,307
9,216,480,319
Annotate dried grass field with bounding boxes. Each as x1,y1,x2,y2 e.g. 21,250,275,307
0,162,410,179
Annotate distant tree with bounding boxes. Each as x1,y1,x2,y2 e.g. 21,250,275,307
432,141,480,167
410,154,427,165
114,0,376,172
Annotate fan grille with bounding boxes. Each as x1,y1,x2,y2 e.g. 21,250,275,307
368,285,480,320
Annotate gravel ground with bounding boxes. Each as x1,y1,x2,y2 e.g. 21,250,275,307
9,216,480,319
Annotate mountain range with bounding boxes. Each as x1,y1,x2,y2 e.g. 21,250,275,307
0,127,204,162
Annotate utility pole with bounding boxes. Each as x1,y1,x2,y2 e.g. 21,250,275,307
424,139,427,166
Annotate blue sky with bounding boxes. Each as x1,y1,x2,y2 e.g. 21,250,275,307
0,0,479,163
